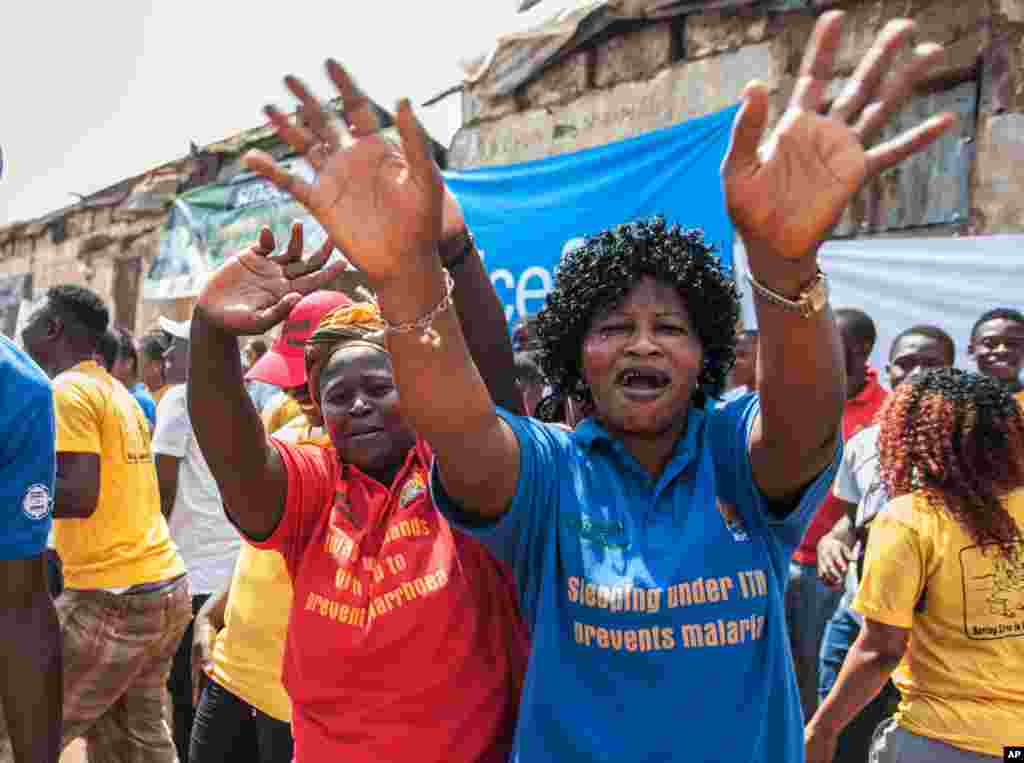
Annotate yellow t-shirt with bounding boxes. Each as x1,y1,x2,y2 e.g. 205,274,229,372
53,361,185,590
273,416,329,447
262,394,304,435
1016,389,1024,409
853,488,1024,757
211,542,293,722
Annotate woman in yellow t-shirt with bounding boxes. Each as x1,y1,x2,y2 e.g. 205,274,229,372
806,368,1024,762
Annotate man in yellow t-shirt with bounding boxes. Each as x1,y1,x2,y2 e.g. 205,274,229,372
19,285,191,763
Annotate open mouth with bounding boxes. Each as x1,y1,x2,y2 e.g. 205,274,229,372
981,357,1019,372
616,367,672,399
347,428,384,441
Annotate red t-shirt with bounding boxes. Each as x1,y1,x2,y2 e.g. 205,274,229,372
254,438,529,763
792,368,889,565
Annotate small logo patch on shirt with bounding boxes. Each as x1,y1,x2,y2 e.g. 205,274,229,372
716,498,749,542
398,471,427,509
22,484,52,521
565,514,627,550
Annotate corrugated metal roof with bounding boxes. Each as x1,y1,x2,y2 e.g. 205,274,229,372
470,0,770,98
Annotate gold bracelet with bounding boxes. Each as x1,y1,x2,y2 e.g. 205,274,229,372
744,269,829,318
379,270,456,348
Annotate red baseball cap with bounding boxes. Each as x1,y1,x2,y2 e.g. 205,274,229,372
246,291,352,388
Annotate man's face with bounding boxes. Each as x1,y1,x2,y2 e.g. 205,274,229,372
970,318,1024,385
111,354,135,386
837,318,870,399
887,334,952,389
162,338,190,385
141,357,165,392
20,301,56,372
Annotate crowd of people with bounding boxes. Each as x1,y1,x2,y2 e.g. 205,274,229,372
1,10,1023,763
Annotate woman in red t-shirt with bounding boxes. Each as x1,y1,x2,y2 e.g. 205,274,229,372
187,190,529,759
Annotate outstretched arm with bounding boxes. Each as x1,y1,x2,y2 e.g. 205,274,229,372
804,618,907,763
725,14,952,501
245,65,521,519
441,229,523,416
189,228,345,540
256,71,522,418
244,16,952,519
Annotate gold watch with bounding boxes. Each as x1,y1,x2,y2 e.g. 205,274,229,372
744,269,829,318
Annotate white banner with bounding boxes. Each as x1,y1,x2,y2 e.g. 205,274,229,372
736,234,1024,384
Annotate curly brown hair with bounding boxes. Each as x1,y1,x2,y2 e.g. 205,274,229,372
879,368,1024,557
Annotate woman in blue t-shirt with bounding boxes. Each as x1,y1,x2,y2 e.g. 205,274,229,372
235,11,954,761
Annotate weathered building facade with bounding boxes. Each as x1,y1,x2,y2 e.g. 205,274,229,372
451,0,1024,238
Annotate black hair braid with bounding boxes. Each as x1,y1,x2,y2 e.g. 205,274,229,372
534,216,740,410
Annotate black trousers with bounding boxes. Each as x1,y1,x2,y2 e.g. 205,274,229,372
189,679,294,763
167,594,211,763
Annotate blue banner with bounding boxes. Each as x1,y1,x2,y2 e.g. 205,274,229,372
445,104,739,327
146,107,739,316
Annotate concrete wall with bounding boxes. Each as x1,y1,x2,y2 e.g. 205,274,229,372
0,208,181,337
451,0,1024,236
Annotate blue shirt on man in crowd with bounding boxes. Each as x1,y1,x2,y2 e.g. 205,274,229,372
129,381,157,431
0,334,56,560
434,394,840,763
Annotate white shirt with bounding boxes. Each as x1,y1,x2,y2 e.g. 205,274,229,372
832,423,887,615
152,384,241,594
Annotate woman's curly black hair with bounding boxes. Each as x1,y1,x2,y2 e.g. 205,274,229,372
879,367,1024,558
533,216,740,411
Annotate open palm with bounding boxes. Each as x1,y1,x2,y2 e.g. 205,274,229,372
724,13,953,263
196,224,342,335
245,63,444,283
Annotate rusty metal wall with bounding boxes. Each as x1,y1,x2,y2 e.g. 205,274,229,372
835,79,977,236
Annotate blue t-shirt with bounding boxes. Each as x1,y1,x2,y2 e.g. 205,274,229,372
433,395,840,763
130,382,157,430
0,335,56,560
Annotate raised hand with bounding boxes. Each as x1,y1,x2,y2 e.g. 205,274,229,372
244,61,445,284
724,12,955,267
817,534,855,589
195,222,343,335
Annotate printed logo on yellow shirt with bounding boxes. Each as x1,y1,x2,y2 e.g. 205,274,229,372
961,542,1024,639
116,406,152,464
